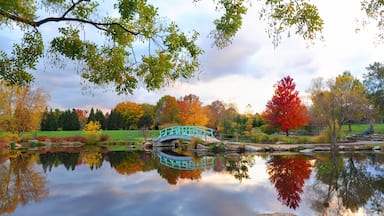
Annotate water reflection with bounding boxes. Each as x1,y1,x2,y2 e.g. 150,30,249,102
267,155,312,209
308,152,384,215
0,151,48,214
0,147,382,216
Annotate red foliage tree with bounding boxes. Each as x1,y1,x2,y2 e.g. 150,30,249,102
267,155,312,209
262,76,309,136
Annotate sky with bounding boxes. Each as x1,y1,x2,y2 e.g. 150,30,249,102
1,0,384,114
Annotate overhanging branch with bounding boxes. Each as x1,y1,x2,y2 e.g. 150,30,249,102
0,9,140,36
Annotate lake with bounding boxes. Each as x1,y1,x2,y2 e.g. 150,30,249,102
0,146,383,216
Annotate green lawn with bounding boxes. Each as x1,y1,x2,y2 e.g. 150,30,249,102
21,130,159,141
341,123,384,136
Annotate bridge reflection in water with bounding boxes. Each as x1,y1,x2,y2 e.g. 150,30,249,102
157,151,215,170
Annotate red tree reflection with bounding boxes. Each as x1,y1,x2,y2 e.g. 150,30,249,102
267,155,312,209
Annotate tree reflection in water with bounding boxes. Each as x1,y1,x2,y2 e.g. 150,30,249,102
1,148,383,215
308,152,384,216
266,155,312,209
0,151,48,214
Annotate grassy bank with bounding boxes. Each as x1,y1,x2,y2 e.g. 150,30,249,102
19,130,159,142
341,123,384,136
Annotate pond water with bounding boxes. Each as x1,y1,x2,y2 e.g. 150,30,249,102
0,146,383,216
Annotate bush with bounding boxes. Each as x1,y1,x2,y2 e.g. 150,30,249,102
83,121,102,144
260,125,279,135
0,132,19,142
100,134,109,142
252,133,271,143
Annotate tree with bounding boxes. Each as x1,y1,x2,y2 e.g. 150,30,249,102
40,108,59,131
106,109,124,130
114,101,144,129
94,109,106,129
363,62,384,120
206,100,225,129
76,109,88,129
155,95,181,127
177,94,208,126
308,72,371,147
58,109,80,130
0,0,203,93
0,81,49,133
262,76,309,136
0,0,328,92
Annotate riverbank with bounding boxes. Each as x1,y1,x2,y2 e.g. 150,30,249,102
191,140,384,153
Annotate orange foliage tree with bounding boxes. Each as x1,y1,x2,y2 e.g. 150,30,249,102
267,155,312,209
114,102,144,129
155,95,181,128
178,94,208,126
262,76,309,136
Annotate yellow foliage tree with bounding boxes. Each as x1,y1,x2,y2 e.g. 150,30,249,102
83,121,102,144
0,81,49,133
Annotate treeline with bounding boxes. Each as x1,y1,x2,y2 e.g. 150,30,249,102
40,94,264,138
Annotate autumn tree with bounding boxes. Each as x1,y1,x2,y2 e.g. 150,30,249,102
178,94,208,126
76,109,88,129
0,81,49,133
114,102,144,129
155,95,181,128
262,76,309,136
308,72,371,147
206,100,226,129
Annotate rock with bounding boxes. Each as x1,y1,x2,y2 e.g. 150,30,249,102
196,144,209,150
300,148,314,153
224,143,240,151
245,145,263,152
143,142,153,149
314,146,331,151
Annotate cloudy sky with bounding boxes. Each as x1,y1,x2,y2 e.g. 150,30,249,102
2,0,384,113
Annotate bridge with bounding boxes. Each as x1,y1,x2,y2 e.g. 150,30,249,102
156,126,219,143
157,151,215,170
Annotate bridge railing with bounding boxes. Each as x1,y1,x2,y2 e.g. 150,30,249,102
157,152,215,170
158,126,216,139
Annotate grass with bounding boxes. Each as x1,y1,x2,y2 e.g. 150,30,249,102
341,123,384,136
18,130,159,142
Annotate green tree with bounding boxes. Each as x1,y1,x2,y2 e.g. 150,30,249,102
107,109,124,130
0,0,330,93
58,109,80,130
40,108,59,131
87,108,96,123
94,109,106,129
308,72,371,147
363,62,384,120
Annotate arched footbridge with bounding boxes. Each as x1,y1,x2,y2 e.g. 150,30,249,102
156,126,220,143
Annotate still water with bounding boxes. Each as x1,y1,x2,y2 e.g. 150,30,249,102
0,146,383,216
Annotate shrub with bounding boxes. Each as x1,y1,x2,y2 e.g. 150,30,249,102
0,132,19,142
37,136,48,141
252,133,270,143
49,137,62,143
99,134,109,142
260,125,279,135
83,121,102,144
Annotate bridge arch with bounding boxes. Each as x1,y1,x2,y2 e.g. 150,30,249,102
156,126,219,143
157,151,215,170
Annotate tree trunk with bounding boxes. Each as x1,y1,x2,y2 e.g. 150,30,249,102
286,130,289,136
